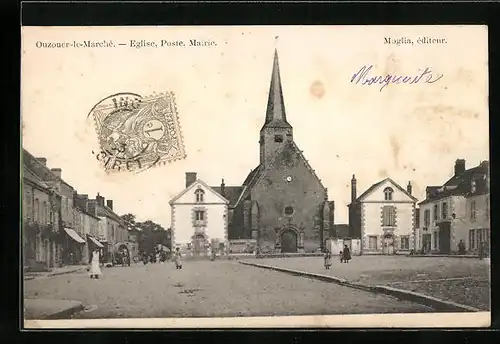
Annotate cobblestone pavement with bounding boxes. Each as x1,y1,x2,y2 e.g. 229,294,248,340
24,260,434,318
254,256,490,310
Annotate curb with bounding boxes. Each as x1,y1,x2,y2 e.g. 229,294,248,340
239,261,481,313
46,303,85,320
47,267,86,277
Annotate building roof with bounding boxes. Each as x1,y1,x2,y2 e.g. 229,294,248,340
23,166,50,191
22,149,74,189
350,177,418,204
211,186,244,207
332,224,350,238
262,49,292,130
96,205,124,224
74,202,101,220
419,161,489,205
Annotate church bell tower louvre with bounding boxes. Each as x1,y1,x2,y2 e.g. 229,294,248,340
259,49,294,168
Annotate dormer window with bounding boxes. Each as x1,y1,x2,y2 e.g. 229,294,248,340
195,189,205,203
471,179,477,193
384,187,394,201
274,135,283,143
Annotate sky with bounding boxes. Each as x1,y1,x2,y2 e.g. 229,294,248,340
21,26,489,227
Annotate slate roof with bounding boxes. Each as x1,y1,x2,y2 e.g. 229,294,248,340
23,166,50,190
211,186,244,207
332,224,350,238
419,161,489,205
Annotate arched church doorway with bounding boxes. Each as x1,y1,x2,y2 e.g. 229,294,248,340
193,234,207,257
281,229,298,253
383,234,394,255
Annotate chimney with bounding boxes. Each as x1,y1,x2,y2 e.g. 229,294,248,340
185,172,197,188
454,159,466,176
96,193,105,207
220,178,226,197
106,200,113,210
407,181,412,195
36,157,47,166
351,174,357,202
51,168,62,178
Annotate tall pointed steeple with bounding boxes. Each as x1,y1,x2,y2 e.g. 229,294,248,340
263,49,292,129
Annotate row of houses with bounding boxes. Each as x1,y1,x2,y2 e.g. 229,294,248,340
22,148,137,271
333,158,490,256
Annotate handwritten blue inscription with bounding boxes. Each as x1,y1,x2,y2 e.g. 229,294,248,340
350,65,443,92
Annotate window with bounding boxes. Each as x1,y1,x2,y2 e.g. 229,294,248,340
400,236,410,250
368,236,378,250
384,187,394,201
470,200,476,220
469,229,475,250
382,206,396,226
433,204,438,221
195,189,205,203
195,210,205,221
284,206,294,216
274,135,283,143
43,201,48,224
442,202,448,219
433,231,438,249
424,209,430,227
34,198,40,223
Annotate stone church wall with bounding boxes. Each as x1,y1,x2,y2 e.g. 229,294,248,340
251,145,327,253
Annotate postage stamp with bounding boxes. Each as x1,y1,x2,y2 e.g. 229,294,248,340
88,92,186,173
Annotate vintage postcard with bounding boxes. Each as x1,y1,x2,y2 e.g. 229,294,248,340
21,25,490,328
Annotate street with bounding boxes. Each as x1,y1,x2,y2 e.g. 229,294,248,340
24,259,434,319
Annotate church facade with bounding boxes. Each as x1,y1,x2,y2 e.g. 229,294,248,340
211,51,334,254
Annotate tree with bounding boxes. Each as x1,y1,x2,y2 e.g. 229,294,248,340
136,220,168,255
121,213,137,230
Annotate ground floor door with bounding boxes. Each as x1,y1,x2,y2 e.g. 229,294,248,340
281,230,298,253
438,223,451,254
382,235,394,255
193,234,207,257
422,234,432,253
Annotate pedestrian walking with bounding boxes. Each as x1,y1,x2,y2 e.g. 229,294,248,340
342,245,351,263
89,248,102,279
339,251,344,263
323,250,332,269
174,247,183,269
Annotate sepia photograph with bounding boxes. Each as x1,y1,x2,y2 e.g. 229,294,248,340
20,25,490,328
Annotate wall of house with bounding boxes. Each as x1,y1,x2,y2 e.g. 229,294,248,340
362,202,414,254
251,144,327,253
464,193,490,251
171,203,228,254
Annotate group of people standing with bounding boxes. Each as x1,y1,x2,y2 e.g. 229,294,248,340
324,245,352,269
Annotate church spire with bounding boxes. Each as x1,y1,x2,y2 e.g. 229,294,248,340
263,49,292,129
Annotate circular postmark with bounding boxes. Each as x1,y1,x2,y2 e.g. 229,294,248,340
88,92,184,173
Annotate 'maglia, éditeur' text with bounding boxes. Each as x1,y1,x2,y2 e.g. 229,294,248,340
350,65,443,92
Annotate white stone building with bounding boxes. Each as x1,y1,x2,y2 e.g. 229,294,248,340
169,173,229,258
416,159,489,254
348,176,418,255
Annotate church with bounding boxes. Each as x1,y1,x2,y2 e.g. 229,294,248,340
211,50,335,254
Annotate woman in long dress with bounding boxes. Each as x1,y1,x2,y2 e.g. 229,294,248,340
90,248,102,279
324,250,332,270
342,245,352,263
174,247,182,269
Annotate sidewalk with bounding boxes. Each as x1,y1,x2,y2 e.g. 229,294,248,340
24,265,88,281
24,298,84,320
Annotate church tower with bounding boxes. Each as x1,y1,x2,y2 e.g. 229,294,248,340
259,50,293,168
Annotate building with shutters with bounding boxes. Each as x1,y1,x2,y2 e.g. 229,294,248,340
169,176,229,257
416,159,490,254
348,175,418,255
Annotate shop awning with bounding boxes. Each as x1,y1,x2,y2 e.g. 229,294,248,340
63,228,86,244
88,235,104,248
